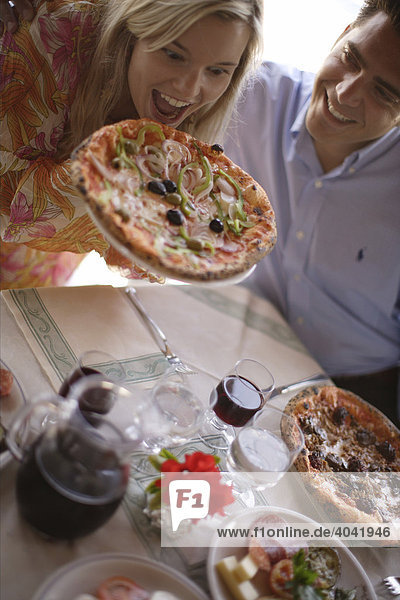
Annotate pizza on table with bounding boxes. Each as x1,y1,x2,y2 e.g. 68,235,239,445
284,386,400,523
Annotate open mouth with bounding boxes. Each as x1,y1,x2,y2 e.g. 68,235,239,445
326,95,356,124
151,90,192,124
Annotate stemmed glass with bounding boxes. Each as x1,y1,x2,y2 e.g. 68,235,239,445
131,367,206,473
226,404,304,491
199,358,275,450
66,374,142,436
58,350,126,398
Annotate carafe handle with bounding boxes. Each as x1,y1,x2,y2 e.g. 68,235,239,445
6,396,75,461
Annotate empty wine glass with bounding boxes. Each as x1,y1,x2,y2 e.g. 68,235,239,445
199,358,275,450
58,350,126,397
131,367,206,473
226,404,304,491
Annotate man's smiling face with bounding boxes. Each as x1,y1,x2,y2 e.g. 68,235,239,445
306,11,400,170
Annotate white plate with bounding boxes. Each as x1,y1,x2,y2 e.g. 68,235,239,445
87,204,256,287
0,359,27,469
32,553,209,600
207,506,377,600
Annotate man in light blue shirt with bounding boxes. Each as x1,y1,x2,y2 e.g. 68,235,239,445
225,0,400,424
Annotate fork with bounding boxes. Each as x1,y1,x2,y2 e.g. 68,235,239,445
269,372,331,398
379,577,400,597
124,287,196,374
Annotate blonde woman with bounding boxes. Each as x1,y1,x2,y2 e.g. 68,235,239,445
0,0,263,288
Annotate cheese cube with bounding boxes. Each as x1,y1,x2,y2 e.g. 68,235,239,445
216,556,259,600
234,553,259,581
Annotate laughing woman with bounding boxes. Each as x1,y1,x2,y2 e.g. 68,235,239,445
0,0,263,288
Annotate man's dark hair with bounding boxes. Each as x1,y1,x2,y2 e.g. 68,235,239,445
355,0,400,35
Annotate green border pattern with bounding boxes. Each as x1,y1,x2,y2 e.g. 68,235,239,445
8,286,293,589
9,289,168,385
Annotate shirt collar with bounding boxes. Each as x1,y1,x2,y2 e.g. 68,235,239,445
291,104,400,171
290,101,308,137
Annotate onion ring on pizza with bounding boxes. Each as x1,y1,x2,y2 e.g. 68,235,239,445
71,119,276,282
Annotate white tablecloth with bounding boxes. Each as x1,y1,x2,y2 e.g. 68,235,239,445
1,285,399,599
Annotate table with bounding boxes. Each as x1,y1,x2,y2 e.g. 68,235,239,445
1,284,399,599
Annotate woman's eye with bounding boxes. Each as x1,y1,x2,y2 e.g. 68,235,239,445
163,48,183,61
209,66,229,76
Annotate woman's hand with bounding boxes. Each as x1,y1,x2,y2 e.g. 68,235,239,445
0,0,34,35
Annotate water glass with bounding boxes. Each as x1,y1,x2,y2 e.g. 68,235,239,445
226,404,304,490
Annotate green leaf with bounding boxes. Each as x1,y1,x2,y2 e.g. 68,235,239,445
148,493,161,510
288,551,324,599
148,455,164,471
145,480,161,494
158,448,178,460
294,585,324,600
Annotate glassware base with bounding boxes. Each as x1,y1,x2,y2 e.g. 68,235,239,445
197,422,235,450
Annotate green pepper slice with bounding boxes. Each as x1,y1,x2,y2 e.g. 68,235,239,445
115,127,143,181
134,123,166,146
178,225,214,254
218,169,247,221
177,162,198,215
192,142,213,196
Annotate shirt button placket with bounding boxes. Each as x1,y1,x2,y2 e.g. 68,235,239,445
284,177,326,331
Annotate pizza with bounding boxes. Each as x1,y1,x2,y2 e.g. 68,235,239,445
71,118,276,282
283,385,400,524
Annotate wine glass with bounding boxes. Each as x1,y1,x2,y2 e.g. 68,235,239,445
199,358,275,450
66,374,142,437
58,349,126,397
131,367,206,473
226,404,304,491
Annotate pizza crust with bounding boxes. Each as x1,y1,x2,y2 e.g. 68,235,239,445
71,119,277,282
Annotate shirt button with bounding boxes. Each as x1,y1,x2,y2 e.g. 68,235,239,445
296,230,305,240
314,179,323,189
294,274,301,281
348,167,356,174
296,316,304,325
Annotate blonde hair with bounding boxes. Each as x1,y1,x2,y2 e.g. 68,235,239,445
68,0,263,150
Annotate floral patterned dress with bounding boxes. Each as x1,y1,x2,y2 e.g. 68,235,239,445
0,0,120,288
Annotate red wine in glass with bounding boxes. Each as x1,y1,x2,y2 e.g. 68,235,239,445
58,349,126,415
59,365,100,398
58,350,126,402
16,428,127,540
211,375,264,427
58,366,116,416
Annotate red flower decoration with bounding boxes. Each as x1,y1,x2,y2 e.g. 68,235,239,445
182,451,220,473
161,458,185,473
147,450,234,521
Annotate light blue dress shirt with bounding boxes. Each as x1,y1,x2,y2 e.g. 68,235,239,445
225,62,400,376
